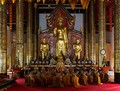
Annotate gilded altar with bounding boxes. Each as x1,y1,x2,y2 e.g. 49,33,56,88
38,5,84,61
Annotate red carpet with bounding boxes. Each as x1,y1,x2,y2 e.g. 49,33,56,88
6,78,120,91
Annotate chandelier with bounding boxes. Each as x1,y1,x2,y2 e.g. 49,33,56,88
0,0,90,10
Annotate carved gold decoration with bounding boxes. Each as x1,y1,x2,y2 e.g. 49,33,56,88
12,0,16,3
34,3,37,8
42,0,45,4
80,0,90,9
2,0,91,10
28,0,32,2
37,0,40,3
55,0,59,4
61,0,66,3
1,0,5,4
9,4,12,31
69,0,78,10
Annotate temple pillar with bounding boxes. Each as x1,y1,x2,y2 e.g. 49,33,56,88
33,3,38,61
114,0,120,83
0,1,7,73
89,0,96,64
0,4,2,73
84,10,89,58
26,0,33,64
103,1,106,49
98,0,106,67
16,0,24,67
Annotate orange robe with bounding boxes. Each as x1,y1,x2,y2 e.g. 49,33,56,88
63,74,71,86
72,75,80,88
83,74,88,85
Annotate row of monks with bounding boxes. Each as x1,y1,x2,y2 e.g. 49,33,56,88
25,66,108,88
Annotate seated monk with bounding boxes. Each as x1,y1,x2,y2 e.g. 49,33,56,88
94,72,101,85
87,70,93,84
63,72,71,86
41,72,47,87
25,74,30,85
36,71,41,85
36,70,43,86
55,73,64,87
78,70,83,85
88,73,93,85
46,71,52,86
99,70,104,83
29,71,35,86
103,72,109,83
51,73,57,87
82,72,88,85
72,73,80,88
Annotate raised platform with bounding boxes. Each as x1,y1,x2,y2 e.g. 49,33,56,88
28,64,98,68
0,78,15,90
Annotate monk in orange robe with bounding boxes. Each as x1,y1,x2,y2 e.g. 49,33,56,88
63,73,71,86
72,74,80,88
82,72,88,85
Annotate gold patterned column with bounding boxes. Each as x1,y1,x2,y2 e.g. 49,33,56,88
84,10,89,58
27,0,33,64
33,3,38,61
0,3,2,73
98,0,106,67
16,0,24,67
89,0,96,64
103,1,106,49
114,0,120,83
1,1,7,73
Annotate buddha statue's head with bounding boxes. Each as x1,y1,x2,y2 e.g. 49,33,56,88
57,16,63,26
76,39,80,44
43,38,46,43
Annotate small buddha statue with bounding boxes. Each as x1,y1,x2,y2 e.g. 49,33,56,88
73,39,82,59
40,38,49,61
56,55,65,71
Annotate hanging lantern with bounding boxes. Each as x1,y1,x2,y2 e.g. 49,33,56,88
61,0,66,4
69,0,77,10
55,0,59,4
1,0,5,4
37,0,40,3
12,0,16,3
80,0,90,9
109,6,112,32
28,0,32,2
9,4,13,31
42,0,45,4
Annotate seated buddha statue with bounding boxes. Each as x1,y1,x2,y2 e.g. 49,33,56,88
40,38,49,61
56,55,65,71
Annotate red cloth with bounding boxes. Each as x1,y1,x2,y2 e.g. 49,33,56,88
13,68,21,72
0,78,3,82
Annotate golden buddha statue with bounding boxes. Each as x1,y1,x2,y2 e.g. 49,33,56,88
40,38,49,60
73,39,82,59
54,16,68,57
